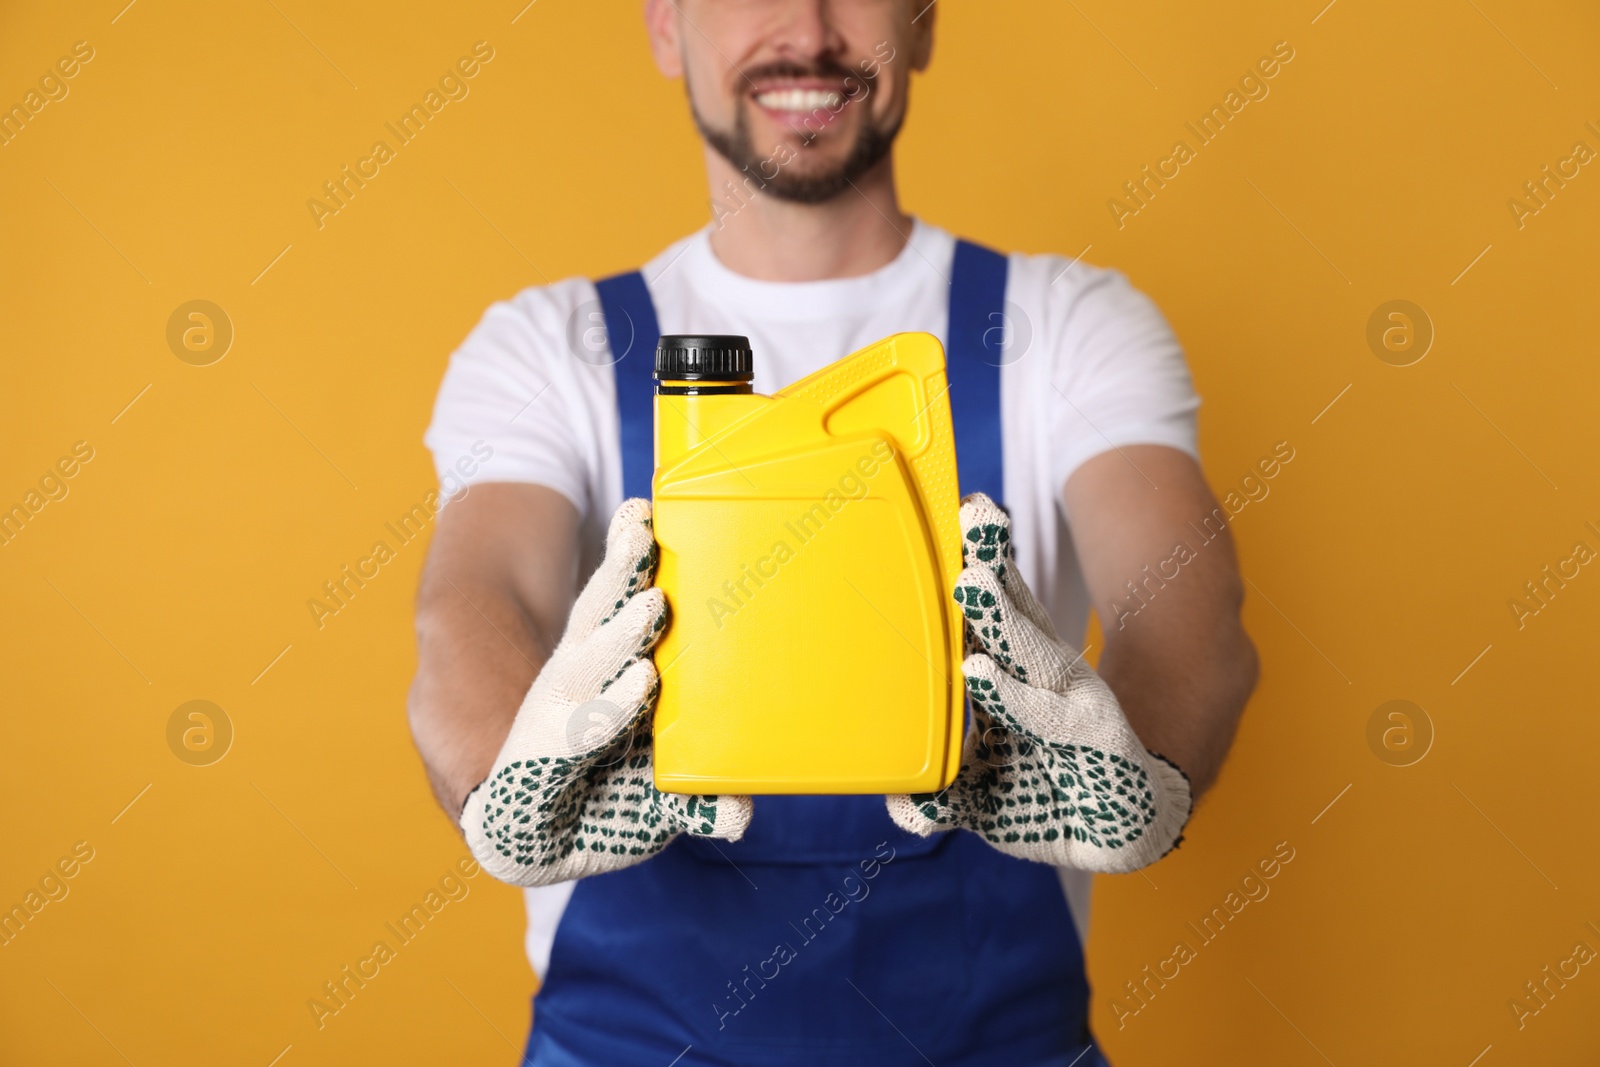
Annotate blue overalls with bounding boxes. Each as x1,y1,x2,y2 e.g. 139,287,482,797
521,241,1110,1067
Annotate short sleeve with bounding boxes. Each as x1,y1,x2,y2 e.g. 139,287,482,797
423,278,615,517
1044,268,1200,493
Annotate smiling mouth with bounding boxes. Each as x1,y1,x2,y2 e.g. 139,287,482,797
752,87,847,114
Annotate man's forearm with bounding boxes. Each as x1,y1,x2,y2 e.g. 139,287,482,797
408,483,579,821
1095,588,1257,799
408,579,552,818
1063,446,1260,800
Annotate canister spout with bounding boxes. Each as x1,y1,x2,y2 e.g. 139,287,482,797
653,334,759,469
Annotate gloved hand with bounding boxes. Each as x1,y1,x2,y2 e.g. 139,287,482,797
461,498,752,886
887,493,1192,873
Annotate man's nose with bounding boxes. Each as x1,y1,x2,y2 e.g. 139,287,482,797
769,0,847,63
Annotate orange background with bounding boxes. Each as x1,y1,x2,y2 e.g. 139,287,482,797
3,1,1598,1064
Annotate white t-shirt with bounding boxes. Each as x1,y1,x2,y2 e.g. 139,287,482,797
424,218,1201,968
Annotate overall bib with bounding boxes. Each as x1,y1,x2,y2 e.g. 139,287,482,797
521,241,1109,1067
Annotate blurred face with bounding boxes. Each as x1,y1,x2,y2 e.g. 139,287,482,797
649,0,933,203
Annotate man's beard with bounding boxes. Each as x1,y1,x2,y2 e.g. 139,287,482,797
691,91,902,205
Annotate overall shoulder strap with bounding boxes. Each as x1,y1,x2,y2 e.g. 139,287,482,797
946,239,1010,506
594,271,662,502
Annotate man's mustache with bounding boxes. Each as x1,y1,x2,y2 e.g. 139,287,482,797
741,59,874,88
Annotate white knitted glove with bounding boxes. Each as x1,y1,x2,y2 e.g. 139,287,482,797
887,493,1192,873
461,499,752,886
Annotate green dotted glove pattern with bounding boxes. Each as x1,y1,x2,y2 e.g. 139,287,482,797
461,498,752,887
886,493,1192,873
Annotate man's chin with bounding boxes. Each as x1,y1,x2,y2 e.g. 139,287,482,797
693,95,901,205
776,145,861,179
758,169,861,205
740,121,853,167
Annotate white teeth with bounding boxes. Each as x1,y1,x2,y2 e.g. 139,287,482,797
754,88,843,112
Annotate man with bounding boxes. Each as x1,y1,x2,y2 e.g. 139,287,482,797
411,1,1258,1063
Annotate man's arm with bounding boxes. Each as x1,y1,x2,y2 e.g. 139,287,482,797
408,483,581,818
1063,444,1259,798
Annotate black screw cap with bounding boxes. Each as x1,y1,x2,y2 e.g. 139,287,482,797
654,335,754,382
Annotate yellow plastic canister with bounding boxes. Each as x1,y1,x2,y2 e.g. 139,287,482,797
651,332,965,795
